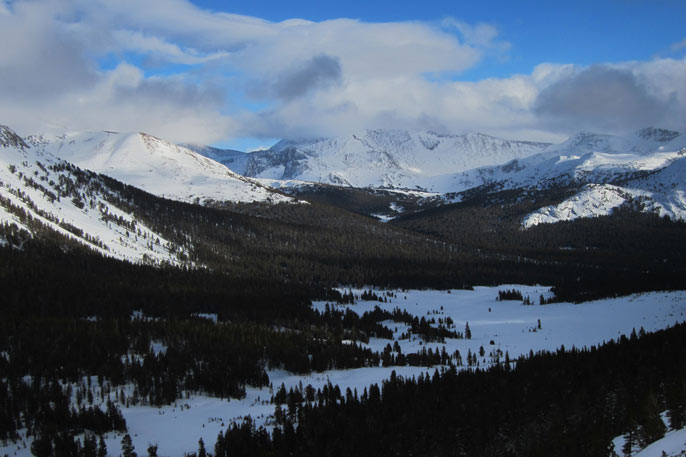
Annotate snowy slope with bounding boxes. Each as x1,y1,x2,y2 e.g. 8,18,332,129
520,147,686,227
612,417,686,457
229,129,549,189
0,125,188,264
522,184,647,227
631,427,686,457
410,128,686,226
27,131,293,205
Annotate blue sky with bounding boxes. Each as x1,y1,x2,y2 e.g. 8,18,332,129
1,0,685,150
192,0,686,78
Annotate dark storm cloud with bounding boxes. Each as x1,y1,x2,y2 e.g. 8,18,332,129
114,77,225,109
534,65,671,132
273,54,342,100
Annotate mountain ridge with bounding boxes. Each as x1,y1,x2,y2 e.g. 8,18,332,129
25,129,294,205
217,129,552,188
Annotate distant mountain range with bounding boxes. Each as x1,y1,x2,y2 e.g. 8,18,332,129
2,121,685,259
188,129,551,188
438,128,686,226
187,126,686,226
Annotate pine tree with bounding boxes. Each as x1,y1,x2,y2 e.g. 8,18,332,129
121,434,137,457
30,435,53,457
637,391,666,447
197,438,206,457
146,444,158,457
81,434,97,457
97,436,107,457
622,425,636,457
666,380,686,430
464,322,471,339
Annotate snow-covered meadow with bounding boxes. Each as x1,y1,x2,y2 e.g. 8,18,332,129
3,285,686,457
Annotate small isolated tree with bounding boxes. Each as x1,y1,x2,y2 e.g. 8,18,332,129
465,322,471,339
622,423,637,457
147,443,158,457
197,438,207,457
121,434,137,457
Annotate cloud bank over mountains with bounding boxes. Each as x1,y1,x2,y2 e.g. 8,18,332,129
1,0,685,144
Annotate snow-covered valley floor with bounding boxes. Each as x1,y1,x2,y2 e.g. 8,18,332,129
3,285,686,457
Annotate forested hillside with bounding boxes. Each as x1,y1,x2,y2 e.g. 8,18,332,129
215,323,686,457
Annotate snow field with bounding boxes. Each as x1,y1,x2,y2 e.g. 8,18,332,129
112,286,686,456
3,286,686,457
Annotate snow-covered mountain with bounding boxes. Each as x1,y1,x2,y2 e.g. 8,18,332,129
432,128,684,193
220,129,550,189
0,125,188,264
185,127,686,226
25,130,293,205
522,148,686,227
428,128,686,226
5,121,685,232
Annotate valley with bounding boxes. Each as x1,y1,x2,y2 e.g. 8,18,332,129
2,123,686,457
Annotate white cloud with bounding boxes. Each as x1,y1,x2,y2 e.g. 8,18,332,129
0,61,236,144
112,30,229,65
0,0,684,146
0,0,489,143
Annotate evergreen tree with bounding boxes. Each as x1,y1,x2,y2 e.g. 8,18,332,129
637,391,666,447
120,434,137,457
146,444,157,457
197,438,206,457
80,434,97,457
53,433,78,457
666,381,686,430
30,435,53,457
97,436,107,457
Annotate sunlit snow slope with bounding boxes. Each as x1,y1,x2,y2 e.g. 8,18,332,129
26,130,293,205
0,125,187,264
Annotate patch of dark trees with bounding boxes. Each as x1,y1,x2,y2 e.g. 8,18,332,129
392,185,686,302
215,322,686,457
